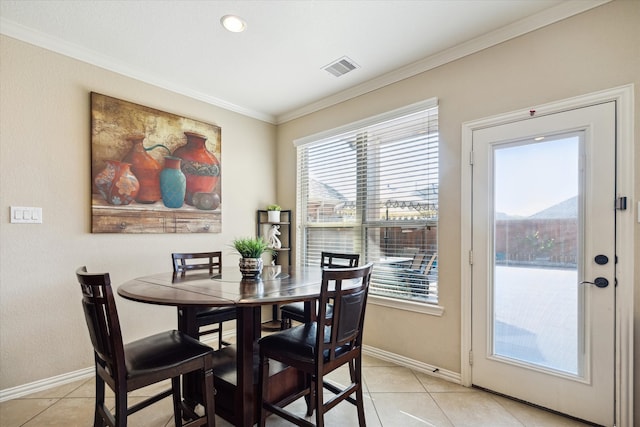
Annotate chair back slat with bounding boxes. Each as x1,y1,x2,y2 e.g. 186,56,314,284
320,252,359,268
335,287,367,342
76,266,125,380
172,252,222,277
317,264,373,362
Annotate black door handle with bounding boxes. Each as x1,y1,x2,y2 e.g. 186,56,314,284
580,277,609,288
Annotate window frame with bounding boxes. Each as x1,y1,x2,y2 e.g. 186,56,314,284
294,98,441,312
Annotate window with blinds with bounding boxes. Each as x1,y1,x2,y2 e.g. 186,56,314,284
295,99,439,304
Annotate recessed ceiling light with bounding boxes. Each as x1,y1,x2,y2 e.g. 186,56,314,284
221,15,247,33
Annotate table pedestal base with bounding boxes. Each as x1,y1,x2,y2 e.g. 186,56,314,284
211,345,305,426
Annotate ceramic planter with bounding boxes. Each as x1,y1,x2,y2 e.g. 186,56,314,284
239,257,263,278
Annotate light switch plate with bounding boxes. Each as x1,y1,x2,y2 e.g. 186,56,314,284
10,206,43,224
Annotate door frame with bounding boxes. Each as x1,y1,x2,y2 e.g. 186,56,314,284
460,84,634,426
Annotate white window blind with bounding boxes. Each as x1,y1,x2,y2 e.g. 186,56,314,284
295,99,439,304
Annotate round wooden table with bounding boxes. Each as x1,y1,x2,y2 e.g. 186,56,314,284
118,265,322,427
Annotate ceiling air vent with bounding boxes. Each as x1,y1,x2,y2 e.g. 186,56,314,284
323,56,359,77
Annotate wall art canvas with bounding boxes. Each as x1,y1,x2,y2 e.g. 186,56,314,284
91,92,222,233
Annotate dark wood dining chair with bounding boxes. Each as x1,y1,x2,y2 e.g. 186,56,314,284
280,252,360,329
172,252,236,348
258,263,373,426
76,266,216,427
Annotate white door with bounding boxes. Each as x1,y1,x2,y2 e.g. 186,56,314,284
471,102,615,425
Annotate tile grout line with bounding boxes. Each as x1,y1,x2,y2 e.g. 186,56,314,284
362,372,385,427
410,368,457,427
486,393,527,427
18,397,62,427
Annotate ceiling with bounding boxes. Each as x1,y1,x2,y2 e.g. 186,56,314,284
0,1,607,124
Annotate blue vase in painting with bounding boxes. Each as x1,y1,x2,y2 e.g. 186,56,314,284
160,156,186,208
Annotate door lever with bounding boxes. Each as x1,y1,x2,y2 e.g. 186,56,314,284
579,277,609,288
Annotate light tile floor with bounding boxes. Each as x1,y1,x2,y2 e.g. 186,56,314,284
0,354,592,427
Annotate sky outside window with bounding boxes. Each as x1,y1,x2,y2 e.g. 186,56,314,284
494,135,580,217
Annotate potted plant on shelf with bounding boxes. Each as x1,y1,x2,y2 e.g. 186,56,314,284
266,204,281,222
232,236,269,278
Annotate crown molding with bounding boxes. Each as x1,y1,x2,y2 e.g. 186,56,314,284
1,0,609,126
0,17,277,124
275,0,611,124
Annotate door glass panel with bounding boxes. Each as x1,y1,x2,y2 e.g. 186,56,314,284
492,133,582,376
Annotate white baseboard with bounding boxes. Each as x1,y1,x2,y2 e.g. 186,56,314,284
362,345,462,385
0,367,94,403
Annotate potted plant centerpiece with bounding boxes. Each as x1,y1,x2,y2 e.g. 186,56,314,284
232,236,269,278
266,204,281,222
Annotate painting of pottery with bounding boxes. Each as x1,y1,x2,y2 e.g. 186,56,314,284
91,92,221,233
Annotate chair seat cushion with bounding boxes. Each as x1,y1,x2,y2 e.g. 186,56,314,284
259,323,350,363
124,330,213,379
196,306,236,324
280,302,305,323
280,302,333,321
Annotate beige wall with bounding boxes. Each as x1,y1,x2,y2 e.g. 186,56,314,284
276,0,639,422
1,0,638,423
0,36,277,389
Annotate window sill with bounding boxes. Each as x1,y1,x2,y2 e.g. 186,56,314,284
368,294,444,316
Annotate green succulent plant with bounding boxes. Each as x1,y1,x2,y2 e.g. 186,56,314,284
231,237,269,258
266,204,281,211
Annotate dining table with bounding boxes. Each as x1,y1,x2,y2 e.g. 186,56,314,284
117,264,322,427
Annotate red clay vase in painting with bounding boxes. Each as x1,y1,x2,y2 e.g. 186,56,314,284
94,160,139,205
172,131,220,205
122,134,169,203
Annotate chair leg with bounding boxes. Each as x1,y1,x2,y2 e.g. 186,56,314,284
94,370,106,427
171,377,182,427
258,355,269,427
304,374,314,416
114,385,128,427
313,372,324,427
281,314,295,330
202,367,216,427
354,357,366,427
218,323,224,349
